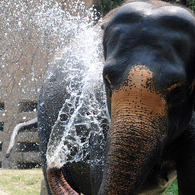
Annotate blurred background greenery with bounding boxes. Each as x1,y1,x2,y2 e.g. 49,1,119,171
166,180,178,195
100,0,195,15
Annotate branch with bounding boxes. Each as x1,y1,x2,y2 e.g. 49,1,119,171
5,117,38,158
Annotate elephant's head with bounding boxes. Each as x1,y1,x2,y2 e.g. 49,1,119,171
46,2,195,195
99,2,195,195
100,63,169,194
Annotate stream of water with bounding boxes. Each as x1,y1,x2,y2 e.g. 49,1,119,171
38,0,110,168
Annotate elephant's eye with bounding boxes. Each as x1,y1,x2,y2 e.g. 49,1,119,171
103,57,118,87
104,74,112,87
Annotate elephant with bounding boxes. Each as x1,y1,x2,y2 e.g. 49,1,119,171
38,0,195,194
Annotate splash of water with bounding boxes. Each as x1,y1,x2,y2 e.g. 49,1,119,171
38,2,110,168
0,0,109,168
46,23,110,168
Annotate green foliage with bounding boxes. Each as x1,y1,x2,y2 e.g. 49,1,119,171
100,0,195,15
100,0,125,15
187,0,195,13
165,179,178,195
100,0,106,11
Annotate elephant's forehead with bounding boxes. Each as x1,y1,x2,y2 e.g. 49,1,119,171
113,65,154,94
126,65,153,89
111,65,167,118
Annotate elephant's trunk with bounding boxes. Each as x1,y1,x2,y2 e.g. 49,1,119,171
47,167,79,195
99,117,166,194
99,65,168,194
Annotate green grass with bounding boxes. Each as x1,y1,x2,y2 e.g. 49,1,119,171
165,179,178,195
0,169,178,194
0,169,43,195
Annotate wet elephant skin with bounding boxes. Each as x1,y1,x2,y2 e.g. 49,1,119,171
38,0,195,195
